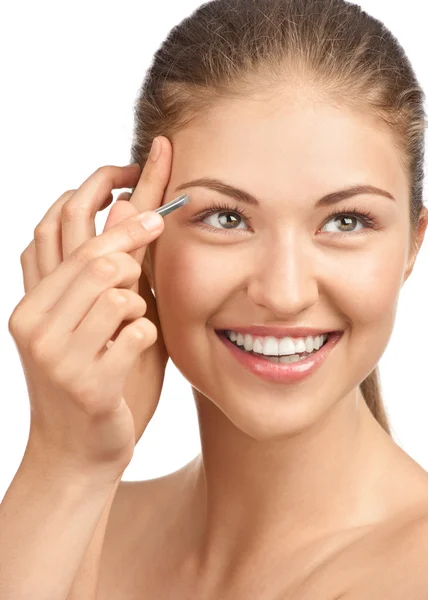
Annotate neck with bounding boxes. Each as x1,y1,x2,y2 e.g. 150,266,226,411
180,387,398,579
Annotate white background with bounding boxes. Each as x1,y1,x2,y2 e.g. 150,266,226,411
1,0,427,500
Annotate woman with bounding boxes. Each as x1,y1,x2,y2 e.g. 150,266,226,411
2,0,428,598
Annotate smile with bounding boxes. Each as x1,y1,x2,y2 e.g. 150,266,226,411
215,330,343,384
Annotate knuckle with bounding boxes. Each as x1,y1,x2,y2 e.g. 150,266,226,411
149,320,158,339
141,318,157,341
123,221,143,246
137,295,147,313
8,309,23,337
20,241,34,265
105,288,129,306
93,165,115,185
60,189,77,199
129,292,147,314
8,305,31,340
89,256,118,279
94,165,113,176
34,223,53,244
72,244,94,267
29,333,52,363
62,201,88,223
121,253,142,279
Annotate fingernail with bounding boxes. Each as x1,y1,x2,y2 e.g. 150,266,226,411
149,137,162,162
139,211,163,232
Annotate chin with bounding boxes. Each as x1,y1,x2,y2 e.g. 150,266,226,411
191,382,328,442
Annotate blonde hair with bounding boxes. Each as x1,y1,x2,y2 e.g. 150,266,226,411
130,0,427,436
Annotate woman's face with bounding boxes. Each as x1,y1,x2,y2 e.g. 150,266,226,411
147,89,427,439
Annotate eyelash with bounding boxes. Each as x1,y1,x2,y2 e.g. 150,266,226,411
189,200,380,237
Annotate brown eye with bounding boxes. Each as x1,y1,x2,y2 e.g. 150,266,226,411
321,209,378,236
326,214,361,233
191,202,252,233
203,211,245,229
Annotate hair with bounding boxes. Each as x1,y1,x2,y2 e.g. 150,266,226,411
129,0,427,437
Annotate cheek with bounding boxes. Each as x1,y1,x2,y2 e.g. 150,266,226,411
153,243,232,339
329,236,407,381
331,240,405,327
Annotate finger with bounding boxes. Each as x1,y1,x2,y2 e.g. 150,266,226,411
103,199,158,336
33,190,76,277
18,209,165,323
97,137,172,283
32,253,143,356
125,138,172,286
128,136,172,216
96,316,158,400
33,189,113,279
61,164,141,258
66,288,147,365
20,240,40,293
102,196,146,294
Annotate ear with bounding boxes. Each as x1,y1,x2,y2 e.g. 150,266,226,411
402,206,428,284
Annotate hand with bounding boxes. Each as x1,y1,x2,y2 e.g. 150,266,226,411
8,137,173,484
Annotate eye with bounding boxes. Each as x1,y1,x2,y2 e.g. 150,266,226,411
190,201,251,233
320,207,379,236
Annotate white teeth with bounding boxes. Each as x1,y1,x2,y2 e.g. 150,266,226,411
225,330,329,356
262,337,279,356
305,336,314,353
253,338,264,353
279,337,294,355
244,334,253,352
294,338,307,353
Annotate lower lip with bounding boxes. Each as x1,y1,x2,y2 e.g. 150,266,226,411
215,330,343,384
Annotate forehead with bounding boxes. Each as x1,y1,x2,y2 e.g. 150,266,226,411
170,91,408,204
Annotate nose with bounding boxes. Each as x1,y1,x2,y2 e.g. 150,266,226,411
246,233,319,317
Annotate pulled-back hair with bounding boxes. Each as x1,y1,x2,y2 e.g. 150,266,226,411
130,0,427,436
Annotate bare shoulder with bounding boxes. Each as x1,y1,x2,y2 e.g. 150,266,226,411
341,505,428,599
97,459,428,599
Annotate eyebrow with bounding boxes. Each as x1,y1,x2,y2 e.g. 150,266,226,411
174,177,396,208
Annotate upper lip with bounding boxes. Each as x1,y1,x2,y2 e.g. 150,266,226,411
217,325,342,339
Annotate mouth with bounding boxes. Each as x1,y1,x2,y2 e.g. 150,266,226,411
214,329,343,383
217,330,334,360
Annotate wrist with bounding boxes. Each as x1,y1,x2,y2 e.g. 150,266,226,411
20,440,126,494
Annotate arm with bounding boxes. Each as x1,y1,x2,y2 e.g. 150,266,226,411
0,451,122,600
66,478,121,600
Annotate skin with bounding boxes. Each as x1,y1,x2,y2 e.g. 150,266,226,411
127,86,428,596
